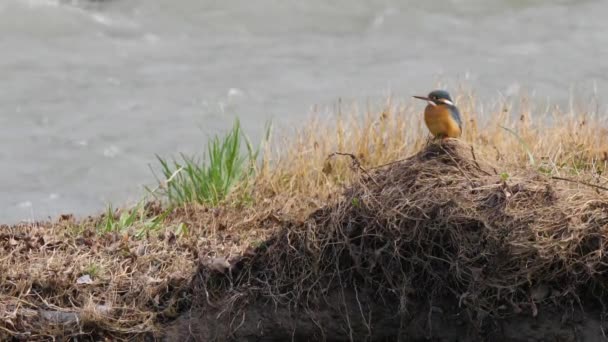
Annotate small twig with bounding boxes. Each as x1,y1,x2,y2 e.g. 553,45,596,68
327,152,378,185
230,312,247,336
327,152,364,172
551,176,608,192
370,158,408,171
308,312,326,341
354,284,372,338
336,265,354,342
470,145,491,176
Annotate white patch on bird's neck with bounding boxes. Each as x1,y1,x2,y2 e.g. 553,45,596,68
427,100,437,107
438,99,453,106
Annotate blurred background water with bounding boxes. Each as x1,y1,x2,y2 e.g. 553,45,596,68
1,0,607,223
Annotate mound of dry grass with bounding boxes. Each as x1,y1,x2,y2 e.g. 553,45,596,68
175,139,608,340
304,139,608,314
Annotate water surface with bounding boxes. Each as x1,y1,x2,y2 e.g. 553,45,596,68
2,0,607,222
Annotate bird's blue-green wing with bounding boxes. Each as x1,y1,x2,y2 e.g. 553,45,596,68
449,106,463,130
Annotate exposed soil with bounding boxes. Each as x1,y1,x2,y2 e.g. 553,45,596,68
164,292,605,341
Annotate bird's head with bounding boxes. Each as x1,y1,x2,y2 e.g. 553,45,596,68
413,90,454,107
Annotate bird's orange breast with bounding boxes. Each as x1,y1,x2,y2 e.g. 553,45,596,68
424,105,461,138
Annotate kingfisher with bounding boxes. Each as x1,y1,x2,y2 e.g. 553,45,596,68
413,90,462,139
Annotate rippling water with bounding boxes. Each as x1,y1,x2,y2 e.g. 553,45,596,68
2,0,607,223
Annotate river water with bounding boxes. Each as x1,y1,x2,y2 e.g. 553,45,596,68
2,0,608,223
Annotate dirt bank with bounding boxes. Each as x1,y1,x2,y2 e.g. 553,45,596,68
163,139,608,341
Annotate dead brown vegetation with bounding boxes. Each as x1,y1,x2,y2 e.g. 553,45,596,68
168,139,608,341
0,205,281,341
2,90,608,341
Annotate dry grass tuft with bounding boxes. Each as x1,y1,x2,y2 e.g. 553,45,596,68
252,90,608,203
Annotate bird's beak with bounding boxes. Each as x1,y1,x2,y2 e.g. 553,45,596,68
413,95,436,107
